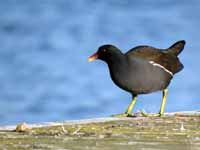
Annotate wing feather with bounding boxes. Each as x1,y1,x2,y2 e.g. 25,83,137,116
125,46,183,74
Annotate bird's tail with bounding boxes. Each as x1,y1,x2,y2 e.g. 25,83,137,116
167,40,186,56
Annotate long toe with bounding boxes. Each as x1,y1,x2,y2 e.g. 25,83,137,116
141,110,162,117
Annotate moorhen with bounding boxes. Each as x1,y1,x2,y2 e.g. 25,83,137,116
88,40,185,117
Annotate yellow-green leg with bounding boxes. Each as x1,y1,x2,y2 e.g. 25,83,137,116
141,88,168,117
112,95,137,117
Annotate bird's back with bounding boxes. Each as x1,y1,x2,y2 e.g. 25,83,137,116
125,40,185,74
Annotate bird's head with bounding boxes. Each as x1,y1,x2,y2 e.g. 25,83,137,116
88,45,122,63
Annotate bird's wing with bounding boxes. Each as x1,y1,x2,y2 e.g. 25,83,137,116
125,46,183,74
126,46,163,60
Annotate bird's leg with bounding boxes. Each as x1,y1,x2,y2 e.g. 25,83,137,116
159,88,168,116
141,89,168,117
112,95,137,117
125,95,137,114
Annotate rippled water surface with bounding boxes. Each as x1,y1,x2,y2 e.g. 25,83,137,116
0,0,199,125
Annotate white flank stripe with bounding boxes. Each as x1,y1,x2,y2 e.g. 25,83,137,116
149,61,173,76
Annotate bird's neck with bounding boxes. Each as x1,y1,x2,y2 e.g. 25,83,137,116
106,52,125,66
107,54,128,83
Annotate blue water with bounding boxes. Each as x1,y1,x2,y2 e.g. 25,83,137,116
0,0,199,125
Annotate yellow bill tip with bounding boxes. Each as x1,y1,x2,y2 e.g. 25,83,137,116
88,53,98,62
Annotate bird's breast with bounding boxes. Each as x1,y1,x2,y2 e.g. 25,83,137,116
108,58,173,94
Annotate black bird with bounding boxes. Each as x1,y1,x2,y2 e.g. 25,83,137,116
88,40,185,117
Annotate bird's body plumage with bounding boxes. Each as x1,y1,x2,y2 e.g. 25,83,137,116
105,41,184,95
108,55,172,94
88,40,185,116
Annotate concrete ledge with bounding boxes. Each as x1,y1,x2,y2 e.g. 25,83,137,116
0,111,199,150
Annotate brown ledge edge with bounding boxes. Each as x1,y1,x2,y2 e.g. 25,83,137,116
0,110,199,131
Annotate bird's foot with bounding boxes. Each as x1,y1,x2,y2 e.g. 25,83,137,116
141,110,164,117
112,113,135,117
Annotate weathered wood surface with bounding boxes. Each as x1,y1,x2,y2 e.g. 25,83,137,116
0,111,199,150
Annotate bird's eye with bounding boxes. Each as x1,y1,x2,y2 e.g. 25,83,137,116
102,49,106,52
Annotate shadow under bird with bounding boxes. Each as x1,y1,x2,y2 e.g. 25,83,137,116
88,40,185,117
